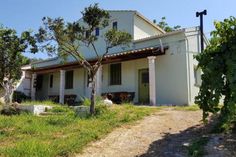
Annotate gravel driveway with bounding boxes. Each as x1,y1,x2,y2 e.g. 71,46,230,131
76,108,205,157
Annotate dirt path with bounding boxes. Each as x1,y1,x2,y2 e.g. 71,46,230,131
76,108,204,157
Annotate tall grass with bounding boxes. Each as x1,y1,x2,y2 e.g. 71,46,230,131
22,100,58,106
0,104,157,157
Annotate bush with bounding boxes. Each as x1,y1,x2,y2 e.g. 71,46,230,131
1,105,20,116
13,91,30,103
49,106,71,113
81,97,91,106
95,104,109,116
81,96,103,107
188,137,209,157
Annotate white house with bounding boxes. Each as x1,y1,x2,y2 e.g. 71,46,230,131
16,10,208,106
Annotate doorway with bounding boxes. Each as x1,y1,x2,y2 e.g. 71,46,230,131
138,69,149,104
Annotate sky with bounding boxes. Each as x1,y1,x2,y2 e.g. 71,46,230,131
0,0,235,59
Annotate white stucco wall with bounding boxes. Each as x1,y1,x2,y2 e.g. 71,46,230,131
76,11,135,60
100,31,190,105
133,14,162,40
102,58,148,103
32,11,164,69
26,25,202,106
184,27,201,105
36,68,86,102
15,71,32,96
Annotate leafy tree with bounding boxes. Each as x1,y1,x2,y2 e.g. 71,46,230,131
153,17,181,32
36,4,132,114
195,16,236,124
0,26,37,104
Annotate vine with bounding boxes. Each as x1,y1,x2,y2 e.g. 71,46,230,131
195,16,236,125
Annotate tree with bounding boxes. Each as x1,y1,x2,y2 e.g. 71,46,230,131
0,26,37,104
153,17,181,32
36,4,132,114
195,16,236,124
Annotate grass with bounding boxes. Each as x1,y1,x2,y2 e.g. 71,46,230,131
188,136,209,157
173,105,200,111
0,102,158,157
22,100,58,106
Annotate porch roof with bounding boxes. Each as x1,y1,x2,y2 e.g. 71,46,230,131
31,46,168,74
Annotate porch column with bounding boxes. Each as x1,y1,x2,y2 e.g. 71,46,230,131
59,70,65,104
148,56,156,106
31,73,37,101
95,66,102,96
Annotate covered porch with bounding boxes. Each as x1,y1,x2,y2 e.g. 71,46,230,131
29,46,167,105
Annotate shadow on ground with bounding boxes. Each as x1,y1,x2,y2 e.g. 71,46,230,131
137,119,215,157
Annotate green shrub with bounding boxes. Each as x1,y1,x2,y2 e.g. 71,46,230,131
188,137,209,157
1,106,20,116
81,96,104,107
95,104,109,116
81,97,91,106
13,91,30,103
49,106,71,113
22,100,58,106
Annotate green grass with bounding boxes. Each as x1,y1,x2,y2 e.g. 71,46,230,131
188,137,209,157
22,100,58,106
0,103,157,157
173,105,200,111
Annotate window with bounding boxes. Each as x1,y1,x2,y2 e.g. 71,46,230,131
110,63,121,85
36,75,43,91
49,74,53,88
113,21,118,30
95,27,99,36
65,70,73,89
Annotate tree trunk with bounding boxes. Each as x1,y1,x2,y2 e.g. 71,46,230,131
1,80,14,105
90,77,96,115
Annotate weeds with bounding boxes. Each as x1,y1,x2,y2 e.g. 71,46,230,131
188,137,209,157
0,103,157,157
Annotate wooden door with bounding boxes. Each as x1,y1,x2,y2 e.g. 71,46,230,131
138,69,149,104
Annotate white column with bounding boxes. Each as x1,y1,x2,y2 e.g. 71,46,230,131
31,73,37,101
59,70,65,104
95,66,102,96
148,56,156,106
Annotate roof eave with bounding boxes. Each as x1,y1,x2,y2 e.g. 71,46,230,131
134,29,185,43
135,11,166,34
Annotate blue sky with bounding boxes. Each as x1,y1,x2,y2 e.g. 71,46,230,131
0,0,235,59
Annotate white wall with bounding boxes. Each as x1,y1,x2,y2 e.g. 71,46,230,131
28,26,202,106
38,68,86,102
185,27,201,105
102,58,148,103
33,11,164,69
77,11,135,59
15,71,32,96
101,48,189,106
134,14,162,40
101,30,190,105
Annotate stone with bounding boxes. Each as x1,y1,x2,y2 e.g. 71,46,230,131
74,106,90,118
18,105,53,115
104,98,113,105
